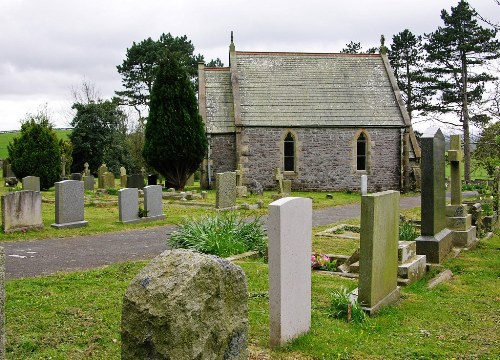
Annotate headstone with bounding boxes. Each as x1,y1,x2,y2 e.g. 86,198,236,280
216,172,236,209
120,175,127,188
22,176,40,192
0,246,4,360
51,180,88,228
361,175,368,195
143,185,165,220
201,191,208,200
120,166,127,177
118,188,140,223
274,168,284,194
282,180,292,195
70,173,82,181
186,173,195,186
103,172,115,189
98,164,108,189
83,175,95,191
358,190,400,314
416,128,453,263
147,174,157,186
83,162,90,176
121,250,248,359
235,164,244,187
127,174,145,190
268,197,312,347
1,191,43,233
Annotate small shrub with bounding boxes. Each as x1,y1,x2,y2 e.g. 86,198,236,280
399,219,419,241
168,212,266,257
328,287,366,323
481,201,494,216
107,188,118,196
138,207,149,218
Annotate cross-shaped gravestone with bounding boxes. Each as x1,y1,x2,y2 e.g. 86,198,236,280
235,164,244,187
61,155,66,177
84,162,90,176
275,168,284,194
448,135,463,206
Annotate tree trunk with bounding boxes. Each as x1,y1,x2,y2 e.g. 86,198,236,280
461,50,471,183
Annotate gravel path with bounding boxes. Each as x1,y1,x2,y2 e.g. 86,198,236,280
3,192,472,280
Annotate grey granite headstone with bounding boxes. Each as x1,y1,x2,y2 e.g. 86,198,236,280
22,176,40,192
118,188,140,223
416,128,452,263
1,191,43,233
216,172,236,209
127,174,145,190
0,247,4,359
83,175,95,191
144,185,165,220
51,180,88,228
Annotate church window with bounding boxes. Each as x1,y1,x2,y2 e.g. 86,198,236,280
357,132,367,171
284,132,295,171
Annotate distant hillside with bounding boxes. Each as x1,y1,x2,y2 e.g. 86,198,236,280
0,129,72,160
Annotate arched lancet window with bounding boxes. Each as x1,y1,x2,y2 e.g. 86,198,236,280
284,132,295,171
357,132,367,171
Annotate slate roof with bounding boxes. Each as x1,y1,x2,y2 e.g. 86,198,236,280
202,51,407,133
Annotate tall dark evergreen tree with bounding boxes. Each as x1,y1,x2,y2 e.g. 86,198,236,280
423,0,500,182
143,53,207,189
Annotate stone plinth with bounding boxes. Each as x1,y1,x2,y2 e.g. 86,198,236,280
268,197,312,347
51,180,88,228
397,241,426,286
22,176,40,192
359,190,400,314
1,191,43,233
216,172,236,209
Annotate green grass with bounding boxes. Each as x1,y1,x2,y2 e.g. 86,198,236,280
0,129,71,160
445,158,490,180
6,232,499,359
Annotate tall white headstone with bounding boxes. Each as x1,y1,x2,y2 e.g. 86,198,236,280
361,175,368,195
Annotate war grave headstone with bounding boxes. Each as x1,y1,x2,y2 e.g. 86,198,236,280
1,191,43,233
127,174,145,190
268,197,312,347
416,128,453,263
216,172,236,209
103,172,115,189
83,175,95,191
358,190,400,314
51,180,88,228
70,173,82,181
143,185,165,220
235,164,247,197
147,174,157,186
120,167,127,188
121,250,248,360
118,188,140,223
98,164,108,189
361,175,368,195
445,135,476,247
22,176,40,192
0,246,4,360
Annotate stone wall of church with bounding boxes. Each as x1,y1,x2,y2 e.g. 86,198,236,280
209,134,237,178
235,127,402,192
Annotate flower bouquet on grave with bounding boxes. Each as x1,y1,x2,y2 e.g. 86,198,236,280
311,253,337,271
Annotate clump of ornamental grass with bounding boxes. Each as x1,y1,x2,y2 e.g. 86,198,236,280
328,287,367,323
399,219,419,241
168,212,266,258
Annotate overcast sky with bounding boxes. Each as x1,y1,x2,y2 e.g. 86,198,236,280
1,0,498,131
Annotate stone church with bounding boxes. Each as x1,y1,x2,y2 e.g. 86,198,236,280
198,36,420,192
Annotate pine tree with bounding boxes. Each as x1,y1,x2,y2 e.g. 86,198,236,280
424,0,500,182
143,53,207,189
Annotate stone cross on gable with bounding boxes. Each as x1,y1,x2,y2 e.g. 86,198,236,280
84,162,90,176
448,135,463,206
235,164,244,187
275,168,284,194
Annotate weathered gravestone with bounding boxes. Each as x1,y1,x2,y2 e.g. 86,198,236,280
103,172,115,189
143,185,165,220
83,162,90,176
235,164,247,197
51,180,88,228
282,180,292,195
361,175,368,195
186,173,195,186
274,168,284,194
70,173,82,181
445,135,476,247
120,167,127,188
83,175,95,191
416,128,453,263
0,246,4,360
118,188,140,223
121,249,248,360
268,197,312,347
98,164,108,189
2,162,14,179
127,174,145,190
1,191,43,233
22,176,40,192
358,190,400,314
216,172,236,209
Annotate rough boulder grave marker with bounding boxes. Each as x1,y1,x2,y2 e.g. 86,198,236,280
445,135,476,247
268,197,312,347
416,128,453,263
216,172,236,209
358,190,400,314
143,185,165,220
1,191,43,233
22,176,40,192
121,249,248,360
51,180,88,228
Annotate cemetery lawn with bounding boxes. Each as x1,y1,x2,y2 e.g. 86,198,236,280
5,231,499,359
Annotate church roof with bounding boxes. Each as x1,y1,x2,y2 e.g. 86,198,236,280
201,50,407,133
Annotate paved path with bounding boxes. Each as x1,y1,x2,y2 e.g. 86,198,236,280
3,192,472,280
